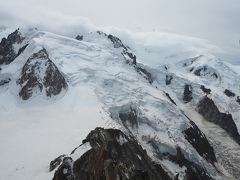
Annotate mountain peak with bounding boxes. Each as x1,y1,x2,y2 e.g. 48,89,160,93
0,28,240,180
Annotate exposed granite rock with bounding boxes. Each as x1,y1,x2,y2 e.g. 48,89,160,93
17,48,67,100
52,128,171,180
165,75,173,85
194,66,207,76
171,148,214,180
99,32,154,84
75,35,83,41
183,84,193,103
237,96,240,105
224,89,235,97
193,66,218,79
135,66,153,84
0,78,11,86
123,50,137,65
146,138,213,180
53,157,74,180
108,34,127,49
50,155,66,172
0,29,26,65
197,96,240,145
107,33,136,65
200,85,211,94
96,30,107,36
165,92,177,105
183,119,217,164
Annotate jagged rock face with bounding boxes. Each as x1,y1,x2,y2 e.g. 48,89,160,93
52,128,171,180
197,96,240,144
135,66,153,84
0,29,26,65
193,66,218,79
183,119,217,164
103,32,153,83
237,96,240,105
75,35,83,41
108,34,127,49
183,84,193,103
200,85,211,94
224,89,235,97
82,32,153,84
146,138,213,180
50,155,66,172
165,92,177,105
17,49,67,100
171,149,214,180
107,34,136,65
165,75,173,85
0,78,11,86
112,105,220,179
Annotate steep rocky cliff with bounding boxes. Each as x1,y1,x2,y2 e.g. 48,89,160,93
17,48,67,100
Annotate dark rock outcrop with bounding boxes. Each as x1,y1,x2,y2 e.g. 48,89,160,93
50,155,66,172
146,138,213,180
96,30,107,36
52,128,171,180
108,34,127,49
200,85,211,94
53,157,74,180
119,107,138,129
194,66,207,76
183,84,193,103
0,29,26,65
193,66,218,79
135,66,153,84
0,78,11,86
107,34,136,65
165,92,177,105
237,96,240,105
183,119,217,164
123,50,137,65
170,147,214,180
197,96,240,144
100,32,154,84
17,48,67,100
224,89,235,97
75,35,83,41
165,75,173,85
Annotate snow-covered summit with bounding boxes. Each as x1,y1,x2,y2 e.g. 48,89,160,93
0,28,239,180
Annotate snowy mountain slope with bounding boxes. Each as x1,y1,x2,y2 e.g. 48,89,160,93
0,28,239,180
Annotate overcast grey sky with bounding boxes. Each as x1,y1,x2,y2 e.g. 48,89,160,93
0,0,239,63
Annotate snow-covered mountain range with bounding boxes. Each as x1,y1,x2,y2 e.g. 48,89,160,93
0,27,240,180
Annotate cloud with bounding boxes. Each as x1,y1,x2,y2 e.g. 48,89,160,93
0,0,239,63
